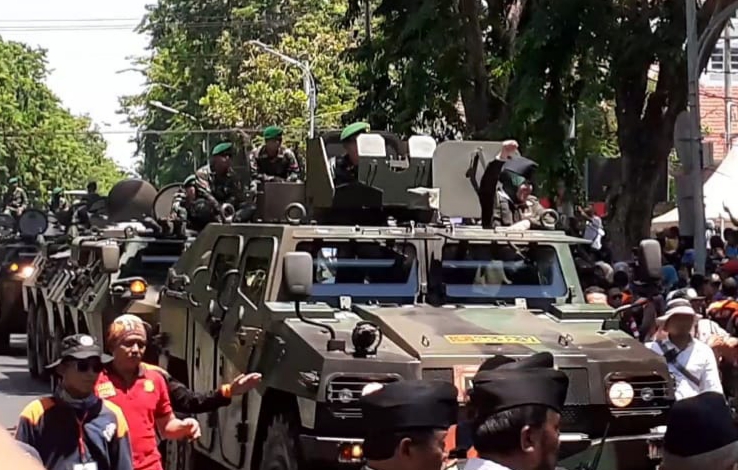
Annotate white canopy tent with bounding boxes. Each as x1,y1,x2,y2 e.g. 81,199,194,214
651,146,738,232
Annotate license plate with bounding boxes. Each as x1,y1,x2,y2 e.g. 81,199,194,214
647,439,663,461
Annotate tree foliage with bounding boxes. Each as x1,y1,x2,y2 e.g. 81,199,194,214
347,0,736,258
0,38,122,201
121,0,359,185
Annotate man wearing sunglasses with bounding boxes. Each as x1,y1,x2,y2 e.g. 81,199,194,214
15,334,134,470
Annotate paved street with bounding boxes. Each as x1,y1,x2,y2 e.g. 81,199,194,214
0,335,48,430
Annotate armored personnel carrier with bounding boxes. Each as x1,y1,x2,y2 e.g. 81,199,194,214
0,209,50,354
23,179,193,380
157,134,671,470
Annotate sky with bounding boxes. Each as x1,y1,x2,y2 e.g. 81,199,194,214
0,0,151,172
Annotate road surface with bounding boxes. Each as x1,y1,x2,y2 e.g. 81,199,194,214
0,335,48,430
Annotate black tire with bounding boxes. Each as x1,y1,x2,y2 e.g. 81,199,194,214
36,306,50,380
48,326,63,392
26,304,39,378
259,415,300,470
163,438,194,470
0,330,11,354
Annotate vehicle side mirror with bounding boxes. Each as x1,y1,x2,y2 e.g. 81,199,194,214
283,252,313,300
100,244,120,273
639,239,662,280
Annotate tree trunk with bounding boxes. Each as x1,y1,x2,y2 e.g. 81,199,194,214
458,0,492,135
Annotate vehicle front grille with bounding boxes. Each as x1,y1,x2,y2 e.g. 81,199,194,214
608,374,671,412
326,375,399,404
561,368,590,405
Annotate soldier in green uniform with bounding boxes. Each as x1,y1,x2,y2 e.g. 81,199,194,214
49,187,70,213
332,122,370,186
171,175,221,230
2,177,28,218
249,125,300,189
195,142,246,209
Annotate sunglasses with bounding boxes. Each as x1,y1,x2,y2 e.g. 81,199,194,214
72,358,104,373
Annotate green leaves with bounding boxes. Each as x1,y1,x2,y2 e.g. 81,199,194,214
0,38,122,200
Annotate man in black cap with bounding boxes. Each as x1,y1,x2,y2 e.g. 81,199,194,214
15,334,133,470
662,391,738,470
359,380,459,470
463,352,569,470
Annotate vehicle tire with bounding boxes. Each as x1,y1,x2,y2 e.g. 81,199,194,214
48,326,63,392
259,414,301,470
164,438,194,470
36,306,50,380
26,304,39,378
0,330,11,354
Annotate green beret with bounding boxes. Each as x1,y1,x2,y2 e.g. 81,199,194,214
52,187,63,195
183,175,198,187
263,125,283,140
211,142,233,157
8,177,18,184
340,122,370,142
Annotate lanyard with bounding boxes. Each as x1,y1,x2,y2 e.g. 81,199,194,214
76,412,89,462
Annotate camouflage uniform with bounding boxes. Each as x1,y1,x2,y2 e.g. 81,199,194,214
331,122,369,186
195,164,246,208
3,179,28,217
171,175,221,226
248,144,300,189
49,195,70,213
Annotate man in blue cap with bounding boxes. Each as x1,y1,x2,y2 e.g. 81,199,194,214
249,125,300,188
3,177,28,218
196,142,246,209
332,122,370,186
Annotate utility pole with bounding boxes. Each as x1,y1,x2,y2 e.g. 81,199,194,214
725,25,733,152
686,0,707,274
364,0,372,41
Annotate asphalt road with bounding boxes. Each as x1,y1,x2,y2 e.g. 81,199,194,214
0,335,48,430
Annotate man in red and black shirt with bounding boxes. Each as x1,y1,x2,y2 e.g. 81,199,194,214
96,315,200,470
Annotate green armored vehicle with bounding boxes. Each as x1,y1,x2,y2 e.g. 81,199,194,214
0,209,49,353
157,135,671,470
23,179,193,380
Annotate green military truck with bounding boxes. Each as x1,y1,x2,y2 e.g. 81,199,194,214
156,135,672,470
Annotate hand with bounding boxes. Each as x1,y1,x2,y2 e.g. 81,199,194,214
724,201,732,214
497,139,519,160
182,417,201,441
230,372,262,396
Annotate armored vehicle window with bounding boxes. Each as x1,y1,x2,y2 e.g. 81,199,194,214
440,242,567,300
118,243,185,284
240,237,275,305
209,236,241,289
295,240,418,304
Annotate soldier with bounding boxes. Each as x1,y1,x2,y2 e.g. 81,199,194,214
249,125,300,187
170,175,221,230
358,380,459,470
49,187,69,214
85,181,101,206
493,152,550,229
3,177,28,217
332,122,370,186
196,142,246,208
463,352,569,470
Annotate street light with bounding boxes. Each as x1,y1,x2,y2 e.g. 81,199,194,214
248,39,317,138
148,100,206,172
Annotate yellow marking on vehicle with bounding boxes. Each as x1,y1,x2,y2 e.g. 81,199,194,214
444,334,541,345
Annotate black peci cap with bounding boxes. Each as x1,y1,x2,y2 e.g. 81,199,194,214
470,368,569,416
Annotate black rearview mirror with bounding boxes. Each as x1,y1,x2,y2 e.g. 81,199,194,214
283,252,313,300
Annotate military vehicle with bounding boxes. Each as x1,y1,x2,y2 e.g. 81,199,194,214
23,179,194,381
0,209,49,354
157,134,671,470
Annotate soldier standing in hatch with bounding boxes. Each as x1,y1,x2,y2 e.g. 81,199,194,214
49,187,69,214
3,177,28,217
196,142,246,209
331,122,370,186
248,125,300,189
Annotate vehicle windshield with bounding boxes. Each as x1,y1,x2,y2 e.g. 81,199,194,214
439,242,567,301
296,240,418,305
118,243,184,284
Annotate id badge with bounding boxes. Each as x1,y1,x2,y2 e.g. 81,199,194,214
73,462,98,470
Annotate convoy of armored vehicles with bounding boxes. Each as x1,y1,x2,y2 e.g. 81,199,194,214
17,132,672,470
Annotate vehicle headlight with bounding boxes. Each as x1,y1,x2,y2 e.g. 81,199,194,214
608,381,635,407
20,265,35,279
361,382,384,396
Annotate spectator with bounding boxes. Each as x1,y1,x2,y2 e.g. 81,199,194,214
16,334,133,470
358,381,458,470
579,205,604,252
607,287,624,308
726,228,738,259
96,315,200,470
662,392,738,470
585,286,608,305
646,305,722,400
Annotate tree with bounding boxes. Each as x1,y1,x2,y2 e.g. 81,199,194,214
0,37,122,201
121,0,359,185
347,0,735,258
